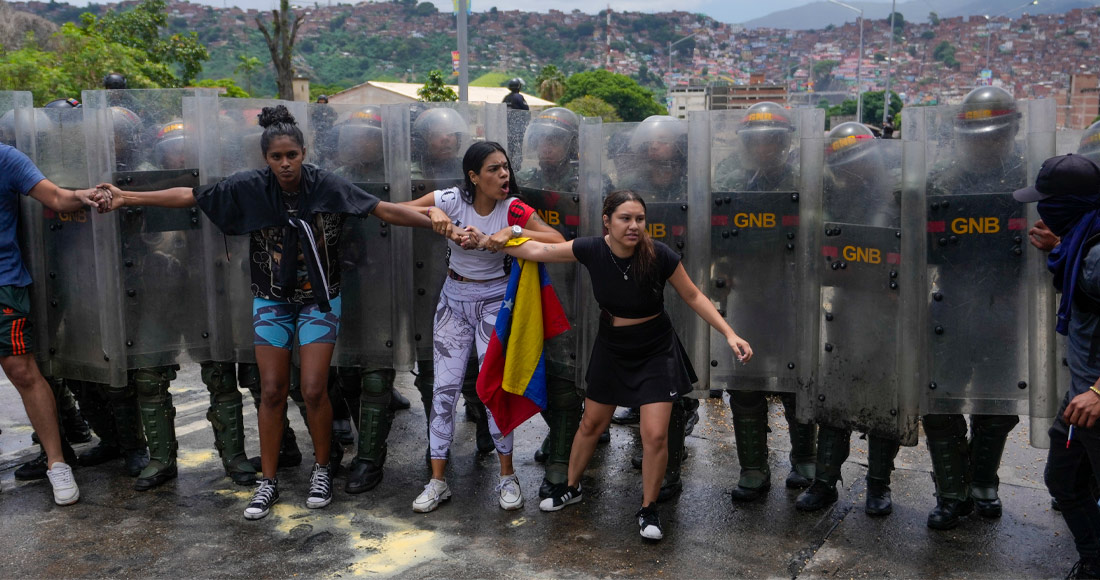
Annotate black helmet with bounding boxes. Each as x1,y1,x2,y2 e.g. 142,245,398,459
1079,121,1100,167
44,98,81,109
524,107,580,166
954,86,1020,163
153,120,189,170
103,72,127,90
737,102,794,170
508,78,524,92
316,94,329,104
335,106,384,166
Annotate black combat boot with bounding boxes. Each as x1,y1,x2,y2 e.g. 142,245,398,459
925,419,973,530
782,393,816,489
346,369,396,494
865,434,900,516
795,425,849,512
968,414,1019,518
729,392,771,502
657,398,691,502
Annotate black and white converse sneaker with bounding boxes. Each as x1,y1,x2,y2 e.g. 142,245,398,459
538,483,582,512
636,503,663,541
244,478,280,520
306,463,333,509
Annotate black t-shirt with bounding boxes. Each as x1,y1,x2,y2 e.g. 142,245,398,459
572,236,681,318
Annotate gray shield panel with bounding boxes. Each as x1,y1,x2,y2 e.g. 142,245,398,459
83,89,219,380
191,98,308,365
509,108,583,381
811,137,920,442
908,98,1055,418
707,108,822,393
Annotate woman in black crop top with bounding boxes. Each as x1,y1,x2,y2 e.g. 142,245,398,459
491,189,752,541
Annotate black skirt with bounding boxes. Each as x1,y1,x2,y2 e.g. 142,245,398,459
584,310,698,407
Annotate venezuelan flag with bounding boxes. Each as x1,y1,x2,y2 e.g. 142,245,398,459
477,238,571,436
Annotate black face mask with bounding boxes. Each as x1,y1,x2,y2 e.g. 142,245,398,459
1038,193,1100,238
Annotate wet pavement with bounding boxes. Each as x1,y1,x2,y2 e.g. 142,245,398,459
0,367,1078,578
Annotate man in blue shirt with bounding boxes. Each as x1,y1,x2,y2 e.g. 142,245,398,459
0,143,102,505
1016,153,1100,579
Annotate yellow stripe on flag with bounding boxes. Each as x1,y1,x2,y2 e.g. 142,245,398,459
501,257,544,397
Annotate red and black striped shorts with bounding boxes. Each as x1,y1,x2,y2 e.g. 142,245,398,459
0,285,34,357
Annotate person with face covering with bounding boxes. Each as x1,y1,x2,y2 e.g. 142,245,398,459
93,105,436,520
495,189,752,541
1015,154,1100,579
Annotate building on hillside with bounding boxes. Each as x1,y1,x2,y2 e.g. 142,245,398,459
666,75,789,118
1056,73,1100,130
328,81,554,108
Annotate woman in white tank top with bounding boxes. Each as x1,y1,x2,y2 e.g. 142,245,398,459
400,141,565,513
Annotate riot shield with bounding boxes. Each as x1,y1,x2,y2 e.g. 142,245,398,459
579,115,710,393
83,88,218,383
906,98,1054,424
406,102,505,365
810,134,921,443
192,97,308,365
17,102,118,382
707,107,824,394
304,103,408,371
509,108,586,383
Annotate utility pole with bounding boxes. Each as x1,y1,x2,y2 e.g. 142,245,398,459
457,0,468,101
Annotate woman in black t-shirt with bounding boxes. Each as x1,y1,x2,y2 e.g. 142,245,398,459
96,106,436,521
492,189,752,541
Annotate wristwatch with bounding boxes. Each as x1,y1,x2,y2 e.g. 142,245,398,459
510,225,523,238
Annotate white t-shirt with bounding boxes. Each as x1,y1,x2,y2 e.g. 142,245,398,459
434,186,527,280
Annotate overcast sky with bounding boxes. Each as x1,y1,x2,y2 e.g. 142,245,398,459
79,0,896,24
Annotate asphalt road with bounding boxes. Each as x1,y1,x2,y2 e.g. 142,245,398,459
0,367,1078,578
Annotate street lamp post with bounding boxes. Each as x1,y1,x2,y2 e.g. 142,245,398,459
668,32,700,79
883,0,896,129
829,0,864,122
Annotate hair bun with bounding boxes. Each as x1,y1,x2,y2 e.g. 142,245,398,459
258,105,296,129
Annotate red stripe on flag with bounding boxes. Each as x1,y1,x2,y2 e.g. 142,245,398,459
782,215,799,226
927,221,946,233
1008,218,1026,231
887,253,901,264
712,215,728,226
822,246,838,258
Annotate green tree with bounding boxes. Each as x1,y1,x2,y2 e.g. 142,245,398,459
859,90,902,126
887,11,904,34
256,0,303,100
564,95,621,122
812,59,839,87
535,64,566,102
929,11,940,26
192,78,250,98
79,0,208,85
234,55,262,96
932,40,958,68
559,69,664,122
417,69,457,102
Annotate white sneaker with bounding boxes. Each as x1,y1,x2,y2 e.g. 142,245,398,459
46,462,79,506
497,474,524,511
412,478,451,513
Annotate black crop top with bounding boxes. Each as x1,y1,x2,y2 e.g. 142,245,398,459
572,236,681,318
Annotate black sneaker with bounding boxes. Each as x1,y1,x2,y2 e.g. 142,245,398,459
244,478,280,520
306,463,333,509
14,452,49,481
1067,558,1100,579
636,503,664,541
538,483,582,512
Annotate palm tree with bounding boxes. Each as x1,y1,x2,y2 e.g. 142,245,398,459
535,65,566,103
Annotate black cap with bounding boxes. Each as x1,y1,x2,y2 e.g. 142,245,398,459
1014,154,1100,202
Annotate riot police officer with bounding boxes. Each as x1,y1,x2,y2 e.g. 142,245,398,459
516,107,579,192
104,73,127,90
922,86,1026,530
618,115,688,201
796,122,902,515
1078,121,1100,167
712,103,817,501
503,78,529,111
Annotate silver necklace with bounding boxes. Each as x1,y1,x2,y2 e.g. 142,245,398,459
609,249,631,280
